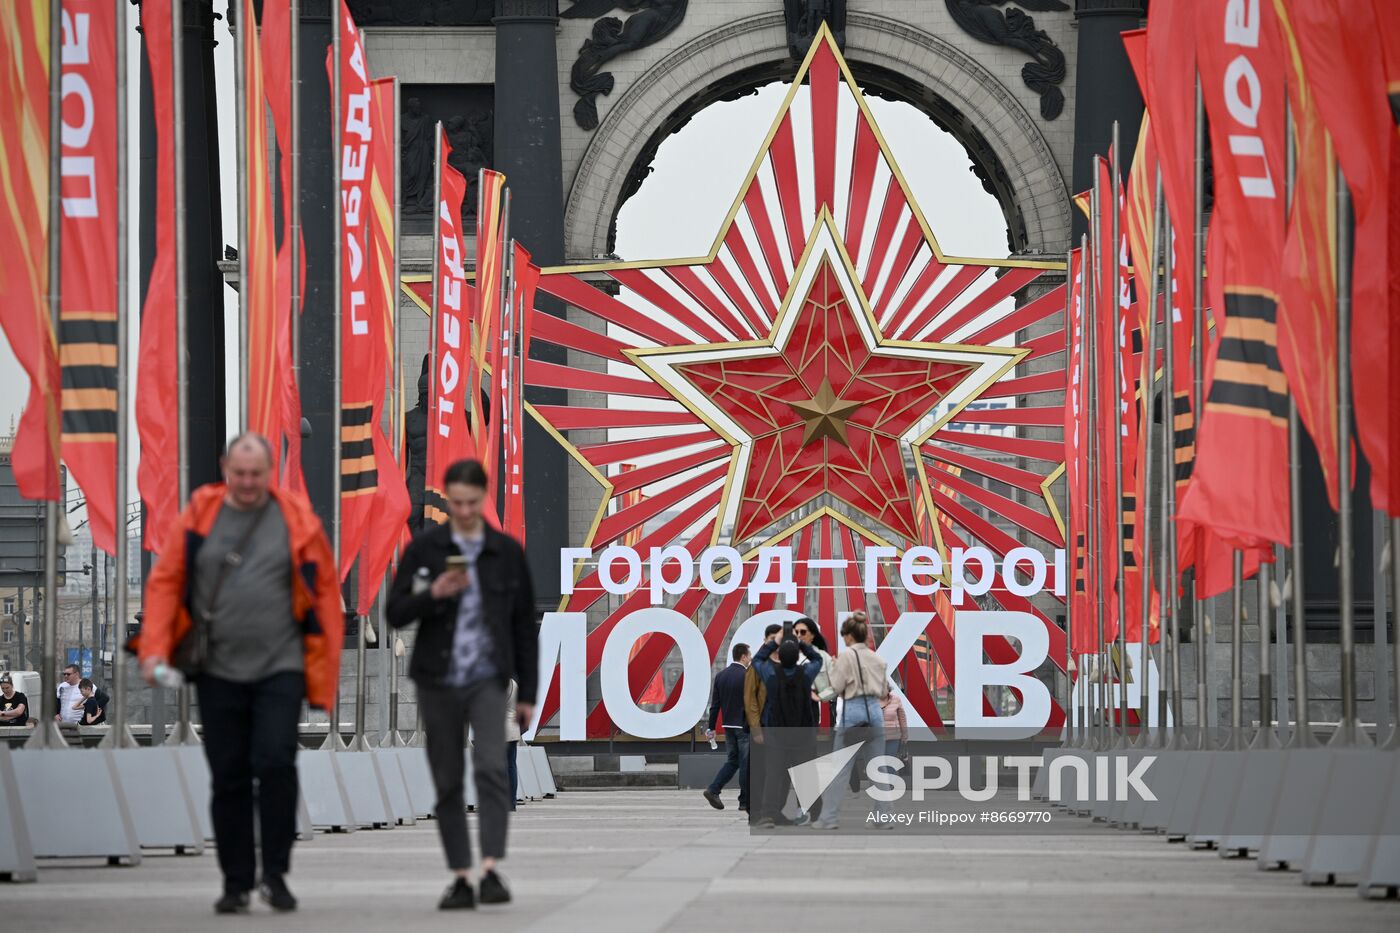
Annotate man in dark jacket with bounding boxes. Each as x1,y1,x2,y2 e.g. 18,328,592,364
753,637,822,827
388,459,537,911
703,642,751,812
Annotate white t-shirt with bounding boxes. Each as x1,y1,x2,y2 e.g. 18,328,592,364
56,681,84,723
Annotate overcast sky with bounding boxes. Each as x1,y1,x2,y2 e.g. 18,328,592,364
0,12,1007,523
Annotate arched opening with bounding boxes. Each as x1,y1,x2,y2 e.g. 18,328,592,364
609,61,1020,263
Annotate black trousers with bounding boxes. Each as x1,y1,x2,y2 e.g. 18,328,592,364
197,671,304,893
760,729,815,821
419,679,510,870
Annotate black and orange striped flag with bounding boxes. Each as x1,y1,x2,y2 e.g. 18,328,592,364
1178,0,1290,569
59,0,119,550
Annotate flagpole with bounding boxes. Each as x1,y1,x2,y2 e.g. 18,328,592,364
104,0,136,749
1077,233,1091,749
289,0,301,431
383,75,405,750
1228,550,1243,749
1063,245,1076,747
496,192,512,516
170,0,198,748
1161,211,1180,748
1088,183,1106,751
1191,75,1209,751
504,237,517,528
1385,516,1400,749
1331,169,1363,747
1135,168,1163,749
29,0,64,750
1109,122,1130,749
1284,403,1315,748
235,0,248,431
322,0,345,752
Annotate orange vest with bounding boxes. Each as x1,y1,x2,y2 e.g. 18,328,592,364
138,484,344,710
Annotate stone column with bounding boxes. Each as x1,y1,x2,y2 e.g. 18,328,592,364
494,0,570,604
1069,0,1144,241
139,0,226,490
296,0,338,531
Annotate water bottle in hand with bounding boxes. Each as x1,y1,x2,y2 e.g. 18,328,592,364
708,732,718,750
152,663,184,689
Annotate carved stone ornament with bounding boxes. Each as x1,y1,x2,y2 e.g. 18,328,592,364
563,0,689,130
944,0,1070,120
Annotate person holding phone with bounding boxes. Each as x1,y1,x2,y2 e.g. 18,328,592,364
388,459,538,912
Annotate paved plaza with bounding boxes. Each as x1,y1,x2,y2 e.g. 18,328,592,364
5,788,1397,932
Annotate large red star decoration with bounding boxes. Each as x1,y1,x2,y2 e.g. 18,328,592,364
405,28,1071,735
630,214,1024,546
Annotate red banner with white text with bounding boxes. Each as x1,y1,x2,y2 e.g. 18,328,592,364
425,130,478,525
1178,0,1290,560
330,0,377,579
356,77,410,613
135,0,179,549
58,0,118,549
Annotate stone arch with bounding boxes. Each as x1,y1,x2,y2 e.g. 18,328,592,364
564,12,1073,263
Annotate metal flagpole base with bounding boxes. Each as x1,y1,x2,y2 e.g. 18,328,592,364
320,710,346,751
1248,723,1283,751
1327,717,1371,748
345,733,375,753
170,721,201,746
23,720,68,750
99,725,140,750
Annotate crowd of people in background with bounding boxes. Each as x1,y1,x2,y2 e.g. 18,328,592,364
0,664,111,728
703,610,904,830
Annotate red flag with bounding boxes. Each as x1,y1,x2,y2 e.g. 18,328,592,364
0,3,61,503
1063,248,1095,654
259,0,306,493
1090,157,1138,643
135,0,179,549
355,77,410,615
1375,1,1400,517
1272,0,1342,510
425,129,479,525
1280,0,1396,514
503,243,539,542
329,0,377,580
1178,0,1290,557
473,169,506,520
1144,2,1200,398
243,0,280,478
58,0,118,549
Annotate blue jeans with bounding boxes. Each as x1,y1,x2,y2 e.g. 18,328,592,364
707,730,750,809
814,696,886,827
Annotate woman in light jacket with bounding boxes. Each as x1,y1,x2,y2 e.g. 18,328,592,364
881,678,908,761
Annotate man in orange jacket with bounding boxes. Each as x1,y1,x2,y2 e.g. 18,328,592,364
139,433,342,915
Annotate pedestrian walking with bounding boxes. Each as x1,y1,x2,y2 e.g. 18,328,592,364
387,458,538,912
752,635,822,827
139,433,344,915
703,642,751,811
810,612,890,830
55,664,83,723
